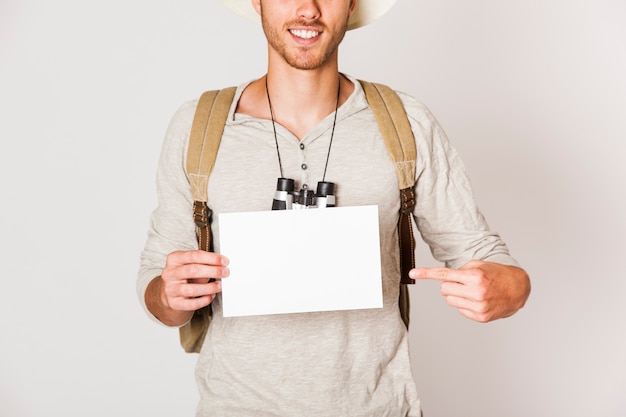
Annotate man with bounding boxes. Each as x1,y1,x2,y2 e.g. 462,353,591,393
138,0,531,416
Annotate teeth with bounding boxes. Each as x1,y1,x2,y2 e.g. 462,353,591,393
290,29,319,39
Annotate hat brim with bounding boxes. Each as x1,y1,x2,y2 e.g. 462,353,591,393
219,0,396,31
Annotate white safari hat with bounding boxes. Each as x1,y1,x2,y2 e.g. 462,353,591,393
220,0,397,31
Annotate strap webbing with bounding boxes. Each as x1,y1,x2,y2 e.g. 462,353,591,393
360,82,416,190
360,81,417,286
179,87,236,353
187,87,236,251
187,87,237,202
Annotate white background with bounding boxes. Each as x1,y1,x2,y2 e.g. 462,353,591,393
1,0,624,416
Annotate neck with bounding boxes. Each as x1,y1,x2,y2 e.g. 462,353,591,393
267,64,338,129
236,62,354,140
266,70,341,138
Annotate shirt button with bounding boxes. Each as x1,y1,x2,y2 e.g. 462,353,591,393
300,143,305,150
301,163,307,170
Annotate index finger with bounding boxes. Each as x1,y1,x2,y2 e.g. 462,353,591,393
409,267,471,284
167,250,229,267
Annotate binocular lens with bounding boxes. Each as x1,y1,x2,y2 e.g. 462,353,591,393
272,178,295,210
316,181,334,197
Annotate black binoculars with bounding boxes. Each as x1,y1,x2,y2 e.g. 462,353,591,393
271,178,336,210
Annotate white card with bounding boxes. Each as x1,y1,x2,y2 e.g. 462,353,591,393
217,205,383,317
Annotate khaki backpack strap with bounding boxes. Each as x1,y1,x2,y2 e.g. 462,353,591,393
186,87,236,251
179,86,236,353
360,80,417,329
360,81,416,190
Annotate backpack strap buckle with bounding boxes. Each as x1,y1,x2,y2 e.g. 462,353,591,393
193,201,212,228
400,187,415,214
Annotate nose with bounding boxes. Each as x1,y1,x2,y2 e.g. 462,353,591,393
296,0,321,22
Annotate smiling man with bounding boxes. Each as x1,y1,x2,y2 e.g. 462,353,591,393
137,1,531,416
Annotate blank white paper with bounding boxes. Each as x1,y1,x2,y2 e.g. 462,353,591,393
217,205,383,317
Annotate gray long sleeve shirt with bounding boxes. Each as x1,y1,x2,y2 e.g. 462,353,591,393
138,75,518,417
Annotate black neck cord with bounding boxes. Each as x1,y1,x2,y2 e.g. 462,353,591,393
265,76,340,181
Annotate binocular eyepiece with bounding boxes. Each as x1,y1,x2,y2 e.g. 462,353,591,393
271,177,336,210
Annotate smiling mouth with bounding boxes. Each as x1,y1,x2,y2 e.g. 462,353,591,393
289,29,320,39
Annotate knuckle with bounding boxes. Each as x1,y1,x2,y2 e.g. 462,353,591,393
178,284,195,298
467,272,483,286
474,286,488,301
476,303,490,315
474,314,490,323
161,269,172,281
161,280,177,297
185,263,199,277
185,263,205,278
188,250,204,264
435,269,449,280
474,304,495,322
165,250,184,265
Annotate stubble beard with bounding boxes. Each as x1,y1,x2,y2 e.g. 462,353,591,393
262,17,349,70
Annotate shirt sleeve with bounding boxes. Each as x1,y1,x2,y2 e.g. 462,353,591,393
136,100,200,323
398,92,520,269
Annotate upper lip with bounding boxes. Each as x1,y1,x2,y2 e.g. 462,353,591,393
289,21,323,32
